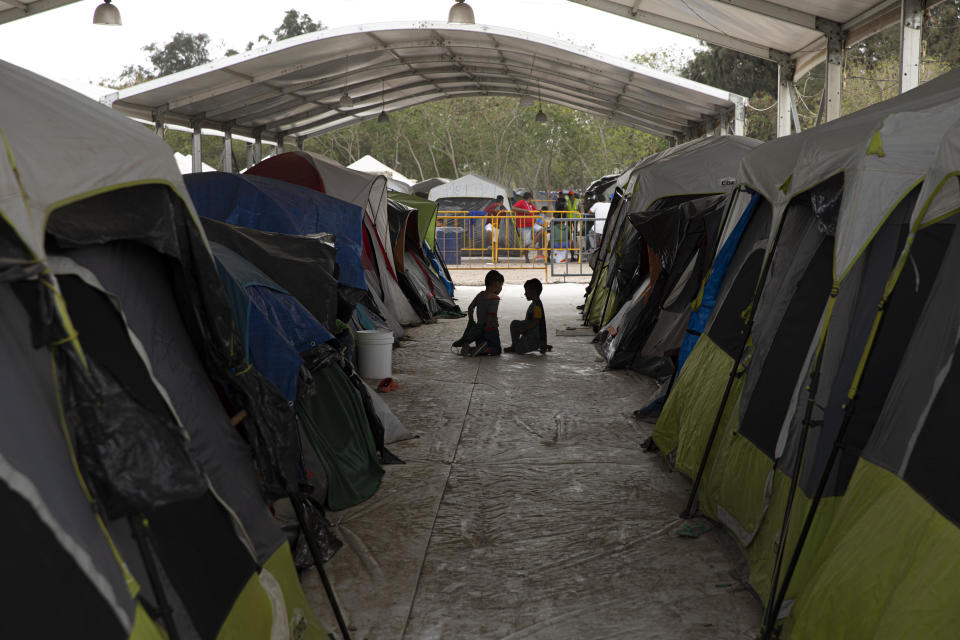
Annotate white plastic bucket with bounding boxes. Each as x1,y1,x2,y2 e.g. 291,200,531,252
356,330,393,379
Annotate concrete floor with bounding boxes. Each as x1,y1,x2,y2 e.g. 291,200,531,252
306,284,760,639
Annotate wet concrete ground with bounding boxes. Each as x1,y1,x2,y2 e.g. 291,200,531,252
306,284,760,639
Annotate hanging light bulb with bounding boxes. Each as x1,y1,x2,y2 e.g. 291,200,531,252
377,79,389,123
339,54,353,109
448,0,475,24
93,0,121,25
535,81,547,123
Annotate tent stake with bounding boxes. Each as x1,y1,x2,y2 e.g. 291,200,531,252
129,516,181,640
291,496,352,640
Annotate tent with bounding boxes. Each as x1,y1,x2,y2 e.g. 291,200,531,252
652,68,960,638
390,190,440,249
210,243,389,511
174,151,215,174
185,171,365,329
428,173,510,210
596,194,727,378
347,154,416,186
582,135,761,329
246,152,421,333
0,59,327,638
410,176,449,198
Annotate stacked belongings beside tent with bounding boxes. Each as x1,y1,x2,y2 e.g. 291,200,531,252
585,136,762,384
0,60,336,639
649,67,960,639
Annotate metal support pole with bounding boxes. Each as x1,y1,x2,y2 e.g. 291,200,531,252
734,99,745,136
788,83,803,133
819,19,845,122
153,116,165,139
290,496,352,640
900,0,924,93
191,121,202,174
253,129,262,164
222,126,233,173
296,137,304,151
130,516,181,640
276,133,285,154
776,63,794,138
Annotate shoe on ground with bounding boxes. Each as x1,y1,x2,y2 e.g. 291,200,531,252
504,346,515,353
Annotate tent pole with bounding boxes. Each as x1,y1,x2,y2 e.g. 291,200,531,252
291,496,352,640
680,212,787,518
582,190,622,325
129,516,181,640
758,342,828,639
760,394,856,640
679,313,754,518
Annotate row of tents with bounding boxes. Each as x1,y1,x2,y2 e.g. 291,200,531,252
1,59,459,639
583,67,960,637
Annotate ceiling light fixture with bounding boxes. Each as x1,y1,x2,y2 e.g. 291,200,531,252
448,0,475,24
377,79,390,123
535,81,547,123
93,0,121,25
339,54,353,109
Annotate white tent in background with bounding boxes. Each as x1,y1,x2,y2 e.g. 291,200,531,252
174,152,216,174
347,155,416,186
428,174,509,203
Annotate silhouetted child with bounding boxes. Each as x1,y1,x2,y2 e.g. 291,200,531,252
505,278,547,354
452,270,504,356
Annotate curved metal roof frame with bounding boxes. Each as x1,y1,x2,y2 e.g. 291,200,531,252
0,0,79,25
103,21,746,142
569,0,921,79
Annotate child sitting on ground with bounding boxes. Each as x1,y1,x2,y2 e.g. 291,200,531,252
505,278,548,354
452,270,504,356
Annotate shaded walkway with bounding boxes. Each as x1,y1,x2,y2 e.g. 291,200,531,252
306,284,759,639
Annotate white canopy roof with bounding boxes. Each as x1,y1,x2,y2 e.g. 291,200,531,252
569,0,912,79
428,173,509,203
0,0,79,25
103,21,745,142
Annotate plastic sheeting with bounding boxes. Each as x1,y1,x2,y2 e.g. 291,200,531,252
200,217,340,332
186,172,365,292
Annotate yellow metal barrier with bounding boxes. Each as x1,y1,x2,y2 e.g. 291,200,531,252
435,211,593,282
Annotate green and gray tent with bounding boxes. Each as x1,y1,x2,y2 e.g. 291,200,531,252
583,135,760,329
654,67,960,638
0,59,326,638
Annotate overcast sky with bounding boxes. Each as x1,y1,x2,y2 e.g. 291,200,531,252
0,0,698,94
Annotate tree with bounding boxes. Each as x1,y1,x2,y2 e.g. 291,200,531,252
681,44,778,98
273,9,324,41
144,32,211,77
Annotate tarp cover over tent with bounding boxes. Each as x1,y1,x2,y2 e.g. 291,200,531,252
584,135,761,328
210,243,385,511
653,68,960,638
246,151,421,331
0,59,327,638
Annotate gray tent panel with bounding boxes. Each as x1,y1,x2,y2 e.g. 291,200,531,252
58,243,285,565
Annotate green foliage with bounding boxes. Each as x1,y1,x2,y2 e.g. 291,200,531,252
681,44,778,98
144,32,211,77
300,97,666,191
273,10,324,41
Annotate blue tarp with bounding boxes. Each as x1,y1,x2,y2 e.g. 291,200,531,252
186,172,366,291
422,241,454,296
212,243,334,404
677,191,761,372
